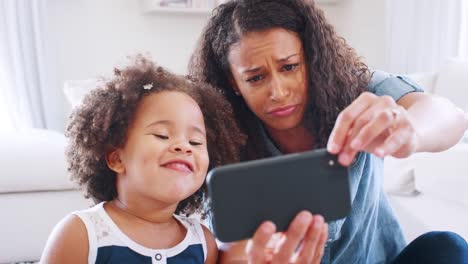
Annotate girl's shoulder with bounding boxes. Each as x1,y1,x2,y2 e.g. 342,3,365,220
41,203,104,263
40,213,89,263
173,215,218,263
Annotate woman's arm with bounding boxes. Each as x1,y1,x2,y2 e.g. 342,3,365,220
40,214,89,264
327,92,467,166
397,92,467,152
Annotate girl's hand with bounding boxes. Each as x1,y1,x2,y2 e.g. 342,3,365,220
245,211,328,264
327,92,419,166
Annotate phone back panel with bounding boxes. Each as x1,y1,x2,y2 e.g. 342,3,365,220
206,149,351,243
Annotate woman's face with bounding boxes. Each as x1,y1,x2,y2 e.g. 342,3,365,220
228,28,309,132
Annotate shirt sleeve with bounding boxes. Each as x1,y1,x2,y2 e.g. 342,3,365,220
367,70,424,101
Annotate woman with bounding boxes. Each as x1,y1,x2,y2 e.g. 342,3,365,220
189,0,468,263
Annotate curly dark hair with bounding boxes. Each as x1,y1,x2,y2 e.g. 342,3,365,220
189,0,370,160
66,55,246,217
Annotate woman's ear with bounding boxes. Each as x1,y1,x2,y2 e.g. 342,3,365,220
229,76,241,96
106,149,125,174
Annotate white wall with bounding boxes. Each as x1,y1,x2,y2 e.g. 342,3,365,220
46,0,210,78
45,0,388,129
322,0,387,70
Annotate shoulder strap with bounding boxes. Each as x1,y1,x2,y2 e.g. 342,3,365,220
72,204,101,264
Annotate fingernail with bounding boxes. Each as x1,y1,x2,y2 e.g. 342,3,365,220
262,222,275,233
298,211,312,223
376,148,385,157
327,142,339,153
339,153,349,165
350,139,361,150
387,142,397,153
314,215,324,226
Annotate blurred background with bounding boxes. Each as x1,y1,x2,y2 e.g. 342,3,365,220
0,0,467,263
1,0,467,133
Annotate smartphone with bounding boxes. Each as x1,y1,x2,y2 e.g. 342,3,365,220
206,148,351,243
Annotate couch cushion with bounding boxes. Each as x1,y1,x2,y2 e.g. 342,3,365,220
0,190,91,262
384,156,418,196
412,143,468,207
0,129,76,193
389,193,468,242
433,58,468,110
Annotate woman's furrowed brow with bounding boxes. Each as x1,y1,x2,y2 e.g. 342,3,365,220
277,53,299,62
240,53,300,74
242,66,262,75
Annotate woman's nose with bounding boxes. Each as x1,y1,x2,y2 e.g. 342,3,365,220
269,75,289,101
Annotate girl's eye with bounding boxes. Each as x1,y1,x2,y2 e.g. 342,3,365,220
246,75,264,83
282,63,299,71
153,134,168,140
189,141,203,146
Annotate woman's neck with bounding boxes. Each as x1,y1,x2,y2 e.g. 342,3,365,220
265,124,315,154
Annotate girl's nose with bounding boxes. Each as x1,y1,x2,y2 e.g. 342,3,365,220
170,142,192,154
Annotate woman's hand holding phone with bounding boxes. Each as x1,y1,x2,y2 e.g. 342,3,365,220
246,211,328,264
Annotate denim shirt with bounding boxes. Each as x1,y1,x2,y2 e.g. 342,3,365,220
258,71,424,264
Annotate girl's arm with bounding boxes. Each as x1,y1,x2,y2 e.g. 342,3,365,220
40,214,89,264
202,225,219,264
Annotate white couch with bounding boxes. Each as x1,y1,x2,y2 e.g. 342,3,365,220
0,129,91,263
0,59,466,263
384,58,468,242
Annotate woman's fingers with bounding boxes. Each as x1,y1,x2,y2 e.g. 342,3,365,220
336,95,396,165
329,93,419,164
311,222,328,264
271,211,313,264
327,92,375,154
295,215,327,264
348,101,401,152
246,221,277,263
246,213,328,264
349,108,403,158
376,125,417,158
350,104,416,159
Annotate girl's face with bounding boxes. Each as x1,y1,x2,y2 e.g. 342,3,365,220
113,91,209,206
228,28,309,132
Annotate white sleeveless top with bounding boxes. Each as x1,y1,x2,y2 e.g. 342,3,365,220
73,202,207,264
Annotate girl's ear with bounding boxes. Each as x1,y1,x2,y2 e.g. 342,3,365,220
106,149,125,174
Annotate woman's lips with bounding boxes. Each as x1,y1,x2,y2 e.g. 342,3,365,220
267,105,298,117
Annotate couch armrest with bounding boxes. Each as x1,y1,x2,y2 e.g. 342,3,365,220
0,129,76,193
405,72,438,93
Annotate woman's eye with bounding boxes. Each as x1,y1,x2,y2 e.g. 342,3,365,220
153,134,168,140
282,63,299,71
189,141,203,146
246,75,264,83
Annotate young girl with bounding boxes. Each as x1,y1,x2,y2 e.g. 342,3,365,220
41,56,245,264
